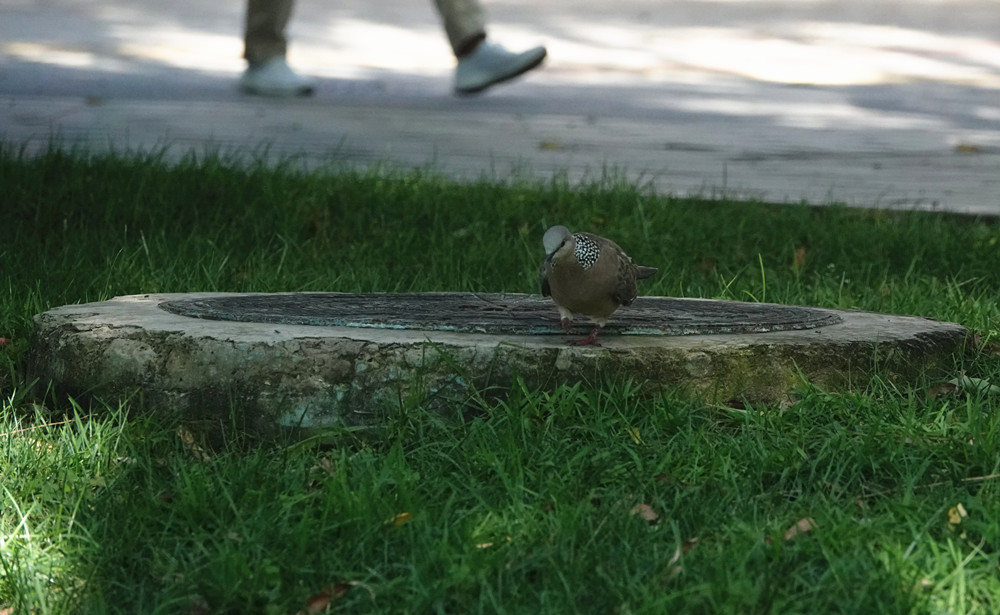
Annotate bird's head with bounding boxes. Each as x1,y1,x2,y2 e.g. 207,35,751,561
542,225,573,256
543,225,601,270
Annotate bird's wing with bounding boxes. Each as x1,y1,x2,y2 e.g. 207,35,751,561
539,254,553,297
635,265,658,280
612,251,639,306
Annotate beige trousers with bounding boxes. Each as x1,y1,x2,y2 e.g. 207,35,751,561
244,0,487,64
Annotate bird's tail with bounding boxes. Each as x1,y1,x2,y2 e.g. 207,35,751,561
635,266,658,280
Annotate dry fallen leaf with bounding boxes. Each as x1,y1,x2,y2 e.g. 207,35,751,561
630,503,660,524
476,536,512,549
782,517,817,542
302,593,332,614
955,143,983,154
176,426,212,461
947,503,968,530
300,582,352,614
667,537,699,566
386,512,413,527
769,517,817,543
793,247,807,268
663,537,699,581
185,594,212,615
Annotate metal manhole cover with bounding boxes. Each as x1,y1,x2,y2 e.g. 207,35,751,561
159,292,842,336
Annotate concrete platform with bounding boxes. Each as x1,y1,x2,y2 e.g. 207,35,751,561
27,293,968,433
2,0,1000,213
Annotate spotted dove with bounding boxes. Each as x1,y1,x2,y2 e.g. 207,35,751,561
539,225,657,346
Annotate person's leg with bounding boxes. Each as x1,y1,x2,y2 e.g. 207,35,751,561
244,0,294,65
434,0,546,95
433,0,487,57
240,0,315,96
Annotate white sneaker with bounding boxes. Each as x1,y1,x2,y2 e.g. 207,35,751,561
454,41,547,95
239,57,316,97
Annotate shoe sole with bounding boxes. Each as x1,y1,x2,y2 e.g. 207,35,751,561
454,49,547,96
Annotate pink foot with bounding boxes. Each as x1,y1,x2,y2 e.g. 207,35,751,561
569,327,602,346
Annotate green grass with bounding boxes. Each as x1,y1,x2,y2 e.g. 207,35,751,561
2,146,1000,613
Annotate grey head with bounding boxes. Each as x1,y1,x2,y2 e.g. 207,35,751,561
543,225,572,255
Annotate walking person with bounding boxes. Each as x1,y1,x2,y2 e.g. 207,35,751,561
240,0,547,96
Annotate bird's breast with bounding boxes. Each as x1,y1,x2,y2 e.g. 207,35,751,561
547,255,621,318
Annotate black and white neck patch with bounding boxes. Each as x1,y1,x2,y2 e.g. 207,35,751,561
573,234,601,269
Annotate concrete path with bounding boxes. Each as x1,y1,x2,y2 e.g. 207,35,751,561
2,0,999,213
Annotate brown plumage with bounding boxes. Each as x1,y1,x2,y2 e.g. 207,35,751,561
539,225,657,345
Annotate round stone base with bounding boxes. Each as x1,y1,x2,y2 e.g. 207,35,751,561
26,292,968,433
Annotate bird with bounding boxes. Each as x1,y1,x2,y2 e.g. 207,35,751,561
539,225,657,346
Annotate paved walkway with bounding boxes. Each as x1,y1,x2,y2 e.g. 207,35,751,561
2,0,999,214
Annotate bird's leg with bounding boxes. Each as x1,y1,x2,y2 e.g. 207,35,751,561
570,326,602,347
556,307,575,333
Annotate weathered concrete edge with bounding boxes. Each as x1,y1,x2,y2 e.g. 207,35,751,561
26,293,971,433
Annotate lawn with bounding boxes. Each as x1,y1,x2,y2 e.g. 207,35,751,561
2,147,999,614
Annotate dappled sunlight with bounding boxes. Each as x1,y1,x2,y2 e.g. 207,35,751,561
3,41,107,70
2,35,243,75
668,96,948,130
299,18,450,77
114,29,243,74
1,18,243,75
974,105,1000,121
3,0,997,89
542,20,1000,87
786,22,1000,84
